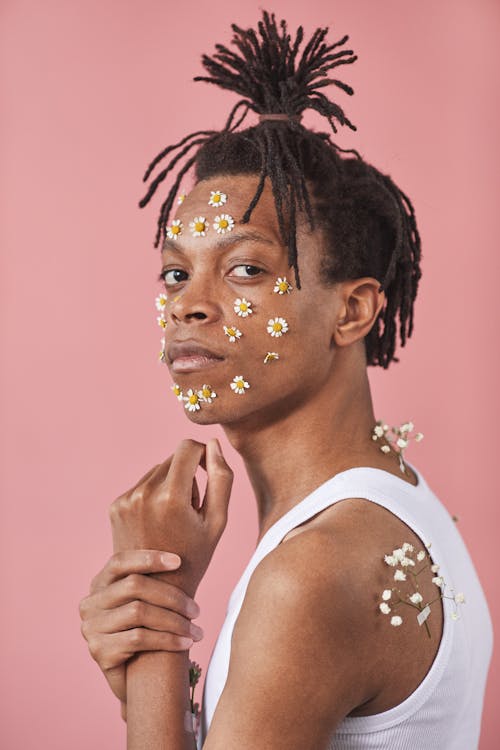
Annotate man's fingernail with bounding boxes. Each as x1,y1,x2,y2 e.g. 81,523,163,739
161,553,181,567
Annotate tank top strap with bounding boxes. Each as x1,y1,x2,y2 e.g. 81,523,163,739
227,462,425,613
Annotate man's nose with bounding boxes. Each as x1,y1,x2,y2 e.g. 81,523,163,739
169,280,222,325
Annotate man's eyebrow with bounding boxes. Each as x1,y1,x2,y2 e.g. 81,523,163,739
161,230,277,254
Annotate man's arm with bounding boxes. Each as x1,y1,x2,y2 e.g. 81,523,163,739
202,527,379,749
126,650,196,750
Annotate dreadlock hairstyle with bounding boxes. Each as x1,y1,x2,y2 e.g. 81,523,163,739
139,10,422,369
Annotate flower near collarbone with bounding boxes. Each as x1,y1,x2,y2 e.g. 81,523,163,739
379,542,465,637
372,420,424,473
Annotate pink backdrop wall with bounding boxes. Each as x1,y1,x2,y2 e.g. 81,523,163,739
1,0,498,746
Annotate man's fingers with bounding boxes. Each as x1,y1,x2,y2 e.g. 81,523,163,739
161,439,206,505
203,438,233,527
88,549,181,593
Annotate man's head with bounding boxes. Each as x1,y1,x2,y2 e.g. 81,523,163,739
142,10,422,374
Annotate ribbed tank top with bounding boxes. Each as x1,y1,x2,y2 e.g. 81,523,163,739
197,461,493,749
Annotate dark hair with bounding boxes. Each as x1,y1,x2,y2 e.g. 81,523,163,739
139,10,422,368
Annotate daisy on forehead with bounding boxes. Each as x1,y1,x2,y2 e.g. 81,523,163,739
156,172,387,427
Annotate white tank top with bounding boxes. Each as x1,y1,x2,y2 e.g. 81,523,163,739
197,462,493,749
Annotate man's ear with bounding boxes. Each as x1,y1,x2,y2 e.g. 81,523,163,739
333,278,385,347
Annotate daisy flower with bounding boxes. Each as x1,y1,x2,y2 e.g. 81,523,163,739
208,190,227,207
159,337,166,362
189,217,208,237
224,325,242,343
177,193,186,205
230,376,250,395
273,277,293,294
264,352,280,364
155,293,168,311
184,389,201,412
171,384,183,401
213,214,234,234
198,384,217,403
267,317,289,337
157,315,167,329
166,219,183,240
234,298,253,317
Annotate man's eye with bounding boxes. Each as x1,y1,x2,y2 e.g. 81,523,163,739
160,269,188,286
229,265,263,278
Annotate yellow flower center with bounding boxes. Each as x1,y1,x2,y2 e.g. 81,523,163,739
194,221,205,232
170,224,180,235
218,218,228,228
189,394,198,405
279,281,288,292
212,194,221,203
239,302,248,311
236,380,244,389
202,387,211,397
227,328,236,336
273,322,282,332
174,386,181,396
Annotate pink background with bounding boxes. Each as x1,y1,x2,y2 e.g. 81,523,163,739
1,0,499,746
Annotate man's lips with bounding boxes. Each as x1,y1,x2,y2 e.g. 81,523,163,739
167,340,225,373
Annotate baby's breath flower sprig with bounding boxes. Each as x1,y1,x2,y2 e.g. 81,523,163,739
379,542,464,637
372,420,424,474
189,661,202,738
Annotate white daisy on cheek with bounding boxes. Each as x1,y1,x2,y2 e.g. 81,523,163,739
184,389,201,412
155,293,168,311
224,325,242,342
273,277,293,294
230,376,250,394
171,384,183,401
267,317,288,337
198,384,217,403
234,298,253,317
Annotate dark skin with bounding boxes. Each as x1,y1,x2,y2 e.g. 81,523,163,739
79,174,442,748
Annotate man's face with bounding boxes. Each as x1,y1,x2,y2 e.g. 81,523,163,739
159,174,344,427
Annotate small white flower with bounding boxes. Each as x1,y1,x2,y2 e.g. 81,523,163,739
157,315,167,329
380,444,391,453
384,555,397,567
264,352,280,364
431,564,440,573
397,437,408,448
454,592,465,604
379,602,391,614
382,589,392,601
409,592,423,604
213,214,234,234
415,432,424,442
401,557,416,567
189,216,208,237
394,569,407,581
402,542,414,553
234,298,253,317
230,375,250,395
177,193,186,205
198,384,217,403
208,190,227,207
171,383,183,401
223,325,242,343
184,389,201,412
273,277,293,294
267,317,289,337
432,576,444,587
391,615,403,627
166,219,183,240
373,425,385,437
417,550,426,562
155,293,168,311
393,548,405,561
